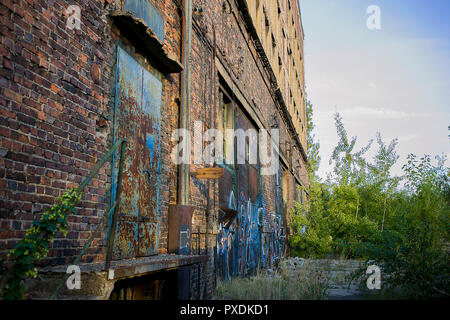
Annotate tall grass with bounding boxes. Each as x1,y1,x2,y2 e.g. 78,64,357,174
214,260,329,300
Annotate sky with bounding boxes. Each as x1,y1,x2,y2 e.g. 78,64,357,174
299,0,450,180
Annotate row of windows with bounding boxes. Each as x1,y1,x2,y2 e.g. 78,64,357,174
219,87,259,168
250,0,305,140
219,84,305,193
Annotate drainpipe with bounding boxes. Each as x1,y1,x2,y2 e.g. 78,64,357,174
173,0,193,300
178,0,193,206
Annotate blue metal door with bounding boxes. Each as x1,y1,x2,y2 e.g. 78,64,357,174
111,46,162,259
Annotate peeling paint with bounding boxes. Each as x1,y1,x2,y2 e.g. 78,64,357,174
111,46,162,259
124,0,164,42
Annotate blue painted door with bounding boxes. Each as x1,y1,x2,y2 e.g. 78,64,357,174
112,46,162,259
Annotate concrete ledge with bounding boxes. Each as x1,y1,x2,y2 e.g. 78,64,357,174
27,254,208,300
106,254,209,280
25,271,114,300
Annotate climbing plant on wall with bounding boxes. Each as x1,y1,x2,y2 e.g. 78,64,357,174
1,189,81,300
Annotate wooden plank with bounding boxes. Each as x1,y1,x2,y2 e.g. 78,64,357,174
192,168,225,179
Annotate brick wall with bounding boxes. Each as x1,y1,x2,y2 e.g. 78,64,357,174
0,0,183,267
0,0,308,299
1,0,115,266
187,0,308,296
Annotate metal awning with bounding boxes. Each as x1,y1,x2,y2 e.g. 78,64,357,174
110,11,183,74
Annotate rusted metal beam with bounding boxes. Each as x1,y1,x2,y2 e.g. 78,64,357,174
109,255,208,281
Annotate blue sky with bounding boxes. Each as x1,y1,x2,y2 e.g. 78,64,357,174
299,0,450,179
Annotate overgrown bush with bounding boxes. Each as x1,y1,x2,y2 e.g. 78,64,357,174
360,158,450,298
290,107,449,298
289,183,333,258
289,183,382,259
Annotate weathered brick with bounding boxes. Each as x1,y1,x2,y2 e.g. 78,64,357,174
0,0,308,300
2,88,22,103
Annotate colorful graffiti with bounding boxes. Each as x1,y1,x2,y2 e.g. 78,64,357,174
261,213,285,269
216,191,286,280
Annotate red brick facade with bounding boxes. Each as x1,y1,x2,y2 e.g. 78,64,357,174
0,0,308,299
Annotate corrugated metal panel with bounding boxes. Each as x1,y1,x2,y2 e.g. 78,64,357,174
217,104,264,279
275,166,283,215
236,109,248,201
248,165,258,202
216,93,289,276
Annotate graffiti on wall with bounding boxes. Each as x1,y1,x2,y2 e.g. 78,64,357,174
216,190,286,280
261,213,285,269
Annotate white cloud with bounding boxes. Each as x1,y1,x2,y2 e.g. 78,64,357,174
301,0,450,181
398,134,418,143
338,106,422,120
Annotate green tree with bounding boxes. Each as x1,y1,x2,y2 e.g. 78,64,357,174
364,154,450,298
326,185,358,242
305,99,321,180
366,132,401,231
329,113,372,186
289,183,332,258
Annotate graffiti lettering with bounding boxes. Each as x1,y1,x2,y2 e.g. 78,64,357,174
216,191,285,280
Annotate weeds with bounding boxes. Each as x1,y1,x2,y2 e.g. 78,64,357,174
214,259,329,300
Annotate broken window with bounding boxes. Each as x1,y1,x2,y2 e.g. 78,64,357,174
219,90,234,165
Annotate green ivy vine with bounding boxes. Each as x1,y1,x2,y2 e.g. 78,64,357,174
1,189,81,300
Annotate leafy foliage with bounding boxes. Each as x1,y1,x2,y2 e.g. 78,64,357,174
289,183,332,257
290,112,449,298
1,189,81,300
305,99,321,179
329,113,372,186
